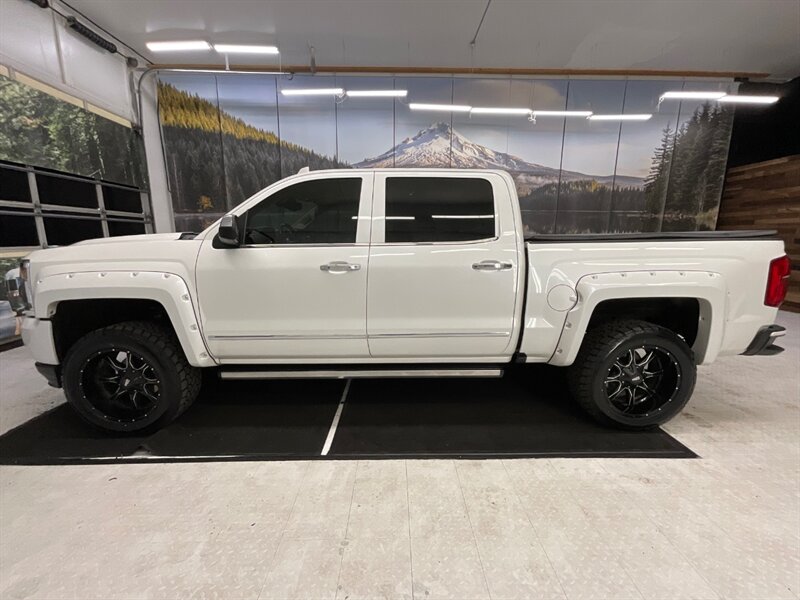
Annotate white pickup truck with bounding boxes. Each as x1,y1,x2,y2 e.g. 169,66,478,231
9,169,790,433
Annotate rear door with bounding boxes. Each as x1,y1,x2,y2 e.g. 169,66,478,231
366,172,521,359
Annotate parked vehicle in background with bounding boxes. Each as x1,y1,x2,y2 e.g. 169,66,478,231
8,169,790,433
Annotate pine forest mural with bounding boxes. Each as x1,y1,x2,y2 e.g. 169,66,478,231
0,75,146,188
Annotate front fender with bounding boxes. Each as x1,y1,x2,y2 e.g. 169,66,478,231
548,270,727,367
34,270,216,367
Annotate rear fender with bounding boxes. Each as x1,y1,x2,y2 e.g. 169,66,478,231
548,270,726,366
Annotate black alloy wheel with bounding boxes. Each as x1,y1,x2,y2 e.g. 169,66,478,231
62,321,201,433
568,319,696,429
81,348,162,424
603,345,681,419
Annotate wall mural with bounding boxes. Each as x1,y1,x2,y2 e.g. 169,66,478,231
0,74,146,189
157,74,736,234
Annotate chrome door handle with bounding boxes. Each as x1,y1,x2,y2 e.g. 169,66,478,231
472,260,513,271
320,261,361,273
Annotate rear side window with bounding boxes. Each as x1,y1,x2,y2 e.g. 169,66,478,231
384,177,495,243
243,178,362,245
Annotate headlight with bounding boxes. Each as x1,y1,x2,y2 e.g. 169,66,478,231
6,259,32,314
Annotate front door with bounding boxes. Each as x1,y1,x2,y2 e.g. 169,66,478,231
366,173,521,359
196,174,373,362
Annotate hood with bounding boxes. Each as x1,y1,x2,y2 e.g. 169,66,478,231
72,233,191,246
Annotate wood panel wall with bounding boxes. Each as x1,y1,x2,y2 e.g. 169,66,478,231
718,155,800,312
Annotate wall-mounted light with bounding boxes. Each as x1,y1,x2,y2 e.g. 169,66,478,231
281,88,344,96
346,90,408,97
588,114,652,121
213,44,279,54
409,103,472,112
718,95,779,104
146,41,211,52
470,107,531,115
660,91,727,100
531,110,593,117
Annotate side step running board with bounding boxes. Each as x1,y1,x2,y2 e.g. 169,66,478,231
220,368,504,380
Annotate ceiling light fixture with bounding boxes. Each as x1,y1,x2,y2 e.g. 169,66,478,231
146,40,211,52
409,103,472,112
718,95,779,104
588,114,653,121
346,90,408,97
532,110,593,117
470,107,531,115
281,88,344,96
660,91,727,100
213,44,279,54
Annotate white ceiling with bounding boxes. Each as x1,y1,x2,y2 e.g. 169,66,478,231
65,0,800,80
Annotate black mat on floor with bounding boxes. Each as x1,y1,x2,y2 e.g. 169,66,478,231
0,366,695,464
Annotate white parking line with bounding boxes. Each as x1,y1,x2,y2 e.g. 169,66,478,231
321,379,351,456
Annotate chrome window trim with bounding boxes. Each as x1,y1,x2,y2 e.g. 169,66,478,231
238,243,369,249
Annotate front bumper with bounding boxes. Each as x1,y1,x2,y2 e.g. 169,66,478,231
741,324,786,356
21,317,59,364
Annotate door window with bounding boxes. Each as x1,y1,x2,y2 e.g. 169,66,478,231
243,178,362,245
384,177,495,243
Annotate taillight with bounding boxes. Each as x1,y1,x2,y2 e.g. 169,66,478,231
765,255,791,307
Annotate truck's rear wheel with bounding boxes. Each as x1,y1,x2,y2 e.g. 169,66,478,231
568,319,696,429
62,321,201,433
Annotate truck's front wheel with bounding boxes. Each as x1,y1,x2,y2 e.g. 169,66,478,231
62,321,202,433
568,319,696,429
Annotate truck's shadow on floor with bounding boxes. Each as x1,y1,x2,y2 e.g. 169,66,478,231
0,365,695,464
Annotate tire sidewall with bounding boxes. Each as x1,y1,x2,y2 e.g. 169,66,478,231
589,329,696,428
63,330,182,433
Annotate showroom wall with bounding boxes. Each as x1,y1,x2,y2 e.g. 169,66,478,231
158,73,738,235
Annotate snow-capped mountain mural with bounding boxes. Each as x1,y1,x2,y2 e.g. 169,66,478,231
355,122,644,192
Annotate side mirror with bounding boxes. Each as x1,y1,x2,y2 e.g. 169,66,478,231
216,214,241,248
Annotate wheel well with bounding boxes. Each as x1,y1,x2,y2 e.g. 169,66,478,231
51,299,175,361
585,297,700,346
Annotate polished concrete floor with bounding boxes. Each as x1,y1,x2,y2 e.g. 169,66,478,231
0,311,798,600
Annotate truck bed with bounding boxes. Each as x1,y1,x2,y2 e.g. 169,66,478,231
525,230,778,243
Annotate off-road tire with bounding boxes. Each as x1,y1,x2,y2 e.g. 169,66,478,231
567,319,696,429
62,321,201,433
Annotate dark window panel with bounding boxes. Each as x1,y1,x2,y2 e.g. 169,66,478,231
0,211,39,246
385,177,495,243
43,216,103,246
35,173,97,209
103,186,142,213
243,178,362,245
108,220,146,237
0,168,31,203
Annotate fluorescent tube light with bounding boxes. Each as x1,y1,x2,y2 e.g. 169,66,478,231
470,107,531,115
146,40,211,52
660,91,726,100
213,44,279,54
718,95,779,104
409,103,472,112
281,88,344,96
588,114,652,121
346,90,408,97
532,110,593,117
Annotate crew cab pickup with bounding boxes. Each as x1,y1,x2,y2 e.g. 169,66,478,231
10,169,790,433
